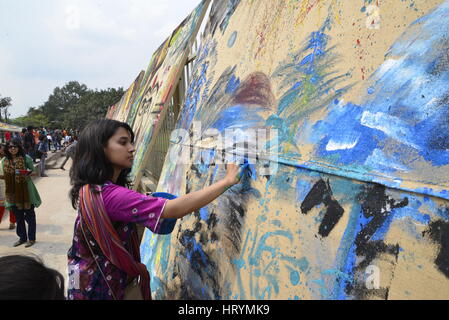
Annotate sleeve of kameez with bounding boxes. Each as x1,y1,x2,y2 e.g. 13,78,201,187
103,185,168,233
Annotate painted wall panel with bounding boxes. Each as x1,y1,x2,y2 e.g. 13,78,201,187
141,0,449,300
128,0,211,184
107,71,145,123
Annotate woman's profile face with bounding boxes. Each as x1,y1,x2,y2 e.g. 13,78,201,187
104,127,135,170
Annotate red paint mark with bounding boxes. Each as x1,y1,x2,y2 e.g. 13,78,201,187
357,39,361,46
152,76,158,87
254,29,267,59
161,83,173,104
233,72,275,109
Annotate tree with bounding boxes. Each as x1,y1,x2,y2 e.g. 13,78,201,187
63,87,124,130
41,81,89,127
9,81,124,131
0,95,12,122
11,111,49,128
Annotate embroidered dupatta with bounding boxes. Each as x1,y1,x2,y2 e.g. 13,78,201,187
3,156,31,210
79,184,151,300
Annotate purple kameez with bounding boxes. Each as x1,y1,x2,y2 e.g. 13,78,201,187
67,182,167,300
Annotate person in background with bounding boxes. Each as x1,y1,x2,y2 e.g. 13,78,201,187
12,132,21,143
0,140,41,248
51,130,60,152
59,136,78,171
37,135,49,177
0,255,65,300
19,128,26,145
64,132,72,148
23,126,36,163
33,128,40,149
0,144,15,230
4,131,11,143
46,133,53,151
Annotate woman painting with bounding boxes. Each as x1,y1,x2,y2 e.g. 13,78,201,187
0,140,41,248
67,119,240,300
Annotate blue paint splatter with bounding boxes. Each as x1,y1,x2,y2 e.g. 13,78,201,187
290,270,300,286
228,31,238,48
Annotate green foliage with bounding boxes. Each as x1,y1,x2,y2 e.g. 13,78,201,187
11,113,50,128
41,81,89,127
63,87,124,130
9,81,124,130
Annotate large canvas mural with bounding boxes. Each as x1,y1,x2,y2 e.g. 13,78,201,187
140,0,449,300
128,0,211,185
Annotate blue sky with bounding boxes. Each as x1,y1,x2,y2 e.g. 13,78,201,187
0,0,202,118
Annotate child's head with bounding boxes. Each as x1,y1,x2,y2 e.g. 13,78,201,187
0,255,65,300
70,119,135,209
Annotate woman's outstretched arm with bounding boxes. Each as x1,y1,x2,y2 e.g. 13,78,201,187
161,164,240,219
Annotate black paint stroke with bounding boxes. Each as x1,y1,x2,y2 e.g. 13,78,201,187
301,179,344,238
423,218,449,279
346,184,408,300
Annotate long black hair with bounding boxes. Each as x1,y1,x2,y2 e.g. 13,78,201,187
0,255,65,300
69,119,135,209
4,139,26,160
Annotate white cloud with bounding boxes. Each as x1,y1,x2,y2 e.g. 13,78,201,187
0,0,203,117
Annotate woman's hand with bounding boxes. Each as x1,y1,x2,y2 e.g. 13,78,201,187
162,163,243,220
223,163,241,187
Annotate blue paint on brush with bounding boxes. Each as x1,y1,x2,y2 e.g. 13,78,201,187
238,163,251,180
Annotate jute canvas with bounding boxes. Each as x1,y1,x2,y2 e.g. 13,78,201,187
141,0,449,300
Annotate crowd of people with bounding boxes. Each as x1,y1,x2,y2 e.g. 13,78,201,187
1,127,79,177
0,126,79,242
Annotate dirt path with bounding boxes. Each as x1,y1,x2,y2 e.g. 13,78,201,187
0,159,76,286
